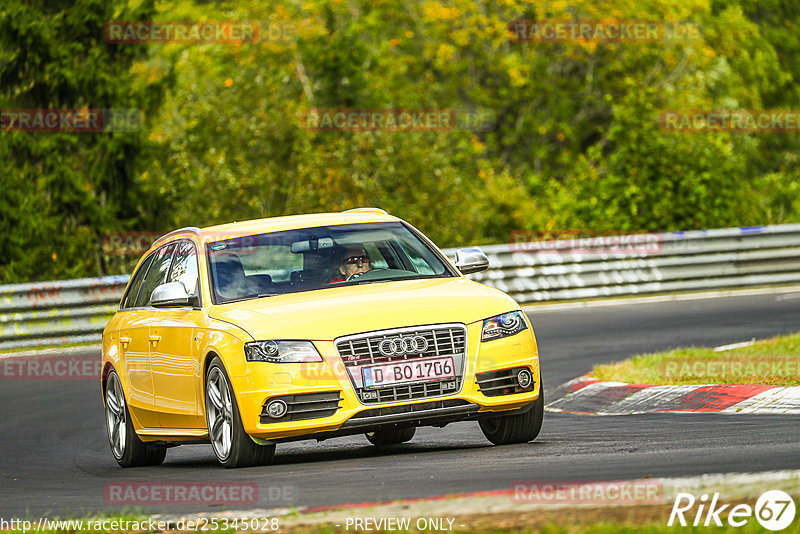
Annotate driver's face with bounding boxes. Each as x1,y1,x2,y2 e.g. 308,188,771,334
340,248,371,278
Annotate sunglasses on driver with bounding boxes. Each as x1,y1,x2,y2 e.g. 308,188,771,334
344,254,370,265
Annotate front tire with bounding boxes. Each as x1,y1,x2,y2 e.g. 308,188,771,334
479,378,544,445
206,357,275,468
104,370,166,467
365,426,416,446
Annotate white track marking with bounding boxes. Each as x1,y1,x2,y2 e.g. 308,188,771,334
713,339,757,352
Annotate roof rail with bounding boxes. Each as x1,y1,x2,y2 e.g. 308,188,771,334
151,227,203,248
341,207,389,215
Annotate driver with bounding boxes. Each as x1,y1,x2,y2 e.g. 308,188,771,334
330,245,371,282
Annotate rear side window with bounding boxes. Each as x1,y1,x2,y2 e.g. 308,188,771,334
120,254,154,309
168,241,200,297
134,244,176,307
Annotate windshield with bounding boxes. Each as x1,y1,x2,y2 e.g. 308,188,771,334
206,222,454,303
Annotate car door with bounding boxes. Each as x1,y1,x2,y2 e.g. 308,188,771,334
149,240,205,429
117,244,175,427
115,253,155,426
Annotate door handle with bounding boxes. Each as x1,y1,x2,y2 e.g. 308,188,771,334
119,336,132,348
148,335,161,345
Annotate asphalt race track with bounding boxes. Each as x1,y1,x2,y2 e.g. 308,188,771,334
2,291,799,517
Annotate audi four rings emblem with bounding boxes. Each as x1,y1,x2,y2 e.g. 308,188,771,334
378,335,429,356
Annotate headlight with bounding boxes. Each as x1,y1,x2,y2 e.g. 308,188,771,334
244,340,323,363
481,311,528,341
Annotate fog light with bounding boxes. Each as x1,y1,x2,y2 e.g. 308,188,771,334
266,399,287,418
517,369,533,389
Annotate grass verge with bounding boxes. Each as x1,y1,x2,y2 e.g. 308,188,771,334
592,332,800,386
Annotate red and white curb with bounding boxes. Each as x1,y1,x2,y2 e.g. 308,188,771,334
546,375,800,415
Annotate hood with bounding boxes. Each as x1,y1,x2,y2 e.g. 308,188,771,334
208,277,518,341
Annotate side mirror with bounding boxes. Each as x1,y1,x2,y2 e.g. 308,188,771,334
455,247,489,275
151,281,191,307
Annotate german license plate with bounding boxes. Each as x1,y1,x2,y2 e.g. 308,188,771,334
362,357,455,388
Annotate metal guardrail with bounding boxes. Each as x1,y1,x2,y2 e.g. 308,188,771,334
1,224,799,351
0,276,129,350
445,223,800,303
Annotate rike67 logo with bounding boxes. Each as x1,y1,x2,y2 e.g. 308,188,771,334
669,490,796,531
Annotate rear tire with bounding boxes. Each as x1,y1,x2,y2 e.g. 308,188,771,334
479,377,544,445
206,357,276,468
365,426,416,446
104,370,167,467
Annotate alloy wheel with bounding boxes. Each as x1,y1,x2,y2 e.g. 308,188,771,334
105,373,127,459
206,367,234,460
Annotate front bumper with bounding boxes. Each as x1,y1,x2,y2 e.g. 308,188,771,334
231,321,540,441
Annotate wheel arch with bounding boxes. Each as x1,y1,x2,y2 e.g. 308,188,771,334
203,350,221,384
101,361,116,397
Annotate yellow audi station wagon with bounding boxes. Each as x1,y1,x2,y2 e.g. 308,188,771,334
101,208,543,467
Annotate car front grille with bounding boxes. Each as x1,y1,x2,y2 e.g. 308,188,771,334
337,326,467,367
335,324,468,404
260,391,343,424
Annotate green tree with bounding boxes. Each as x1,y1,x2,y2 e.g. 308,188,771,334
0,0,170,282
3,0,800,283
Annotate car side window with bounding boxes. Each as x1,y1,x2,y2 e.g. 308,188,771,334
134,243,176,308
395,239,436,275
168,241,200,297
120,254,154,309
363,243,389,269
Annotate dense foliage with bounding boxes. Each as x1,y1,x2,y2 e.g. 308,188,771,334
1,0,799,282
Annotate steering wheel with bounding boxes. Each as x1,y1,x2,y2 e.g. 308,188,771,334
346,268,391,282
